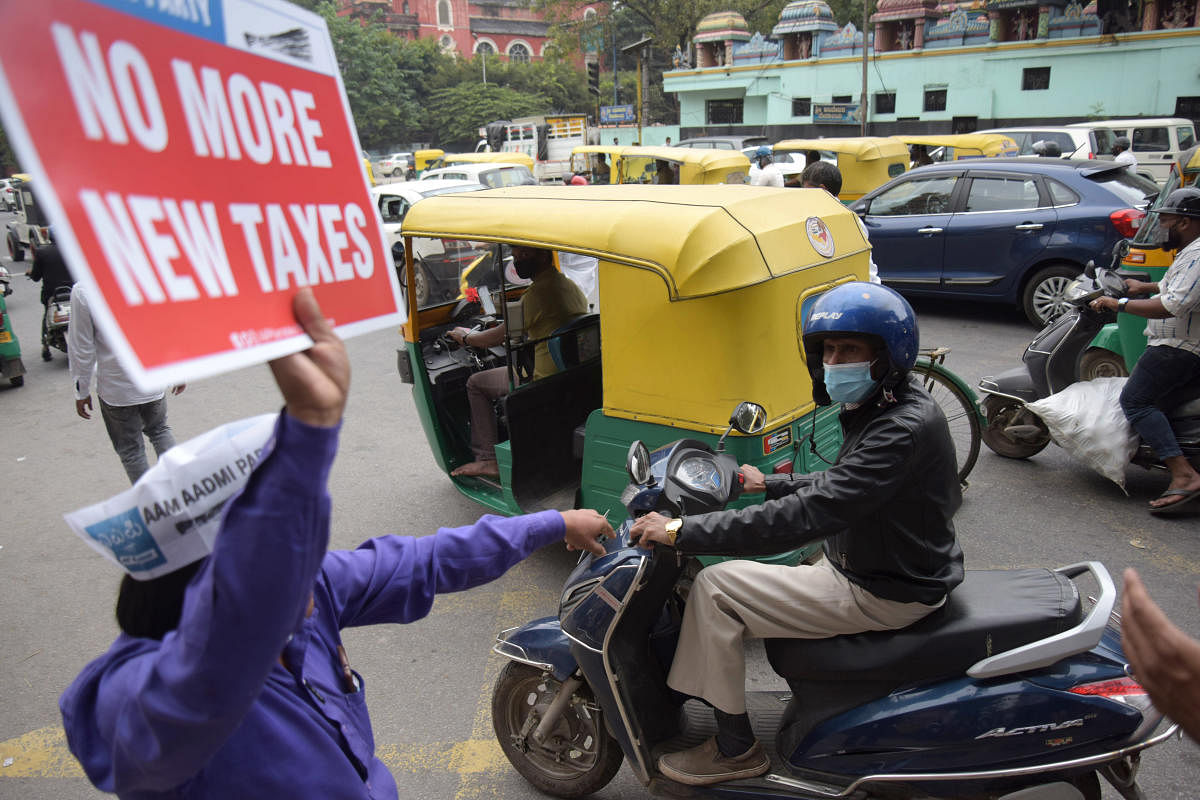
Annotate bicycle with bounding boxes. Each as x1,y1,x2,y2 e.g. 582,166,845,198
913,346,983,487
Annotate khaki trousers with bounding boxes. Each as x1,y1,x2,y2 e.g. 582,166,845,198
668,556,941,715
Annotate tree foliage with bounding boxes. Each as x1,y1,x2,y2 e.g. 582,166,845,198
301,2,597,150
425,84,552,149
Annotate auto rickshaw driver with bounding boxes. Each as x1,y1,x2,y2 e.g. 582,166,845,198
447,246,589,477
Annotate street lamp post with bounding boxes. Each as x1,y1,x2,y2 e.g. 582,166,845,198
472,32,487,85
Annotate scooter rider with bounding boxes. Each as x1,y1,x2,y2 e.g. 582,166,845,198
25,228,73,361
631,282,963,786
1089,187,1200,514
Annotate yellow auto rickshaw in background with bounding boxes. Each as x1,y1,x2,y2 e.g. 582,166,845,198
614,146,750,185
773,137,910,201
413,148,444,176
396,185,869,543
569,145,623,184
893,133,1019,163
434,151,536,171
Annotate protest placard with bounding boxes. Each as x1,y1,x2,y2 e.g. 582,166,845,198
0,0,402,390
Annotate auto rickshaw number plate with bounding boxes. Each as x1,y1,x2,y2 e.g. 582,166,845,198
763,427,791,455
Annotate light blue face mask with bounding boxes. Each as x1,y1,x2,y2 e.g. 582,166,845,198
823,360,878,405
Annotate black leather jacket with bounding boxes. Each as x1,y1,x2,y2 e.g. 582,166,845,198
675,376,964,605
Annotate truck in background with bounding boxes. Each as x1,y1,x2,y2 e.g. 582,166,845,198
477,114,597,183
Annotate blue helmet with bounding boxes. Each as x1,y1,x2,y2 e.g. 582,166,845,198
802,282,919,404
755,145,772,160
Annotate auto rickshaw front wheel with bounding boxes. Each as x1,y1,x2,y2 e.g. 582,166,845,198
492,662,623,798
1079,347,1128,380
6,233,23,263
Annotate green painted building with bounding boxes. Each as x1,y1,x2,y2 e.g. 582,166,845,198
664,1,1200,137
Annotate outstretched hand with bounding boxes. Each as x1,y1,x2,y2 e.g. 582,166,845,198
560,509,611,557
268,289,350,428
1122,568,1200,743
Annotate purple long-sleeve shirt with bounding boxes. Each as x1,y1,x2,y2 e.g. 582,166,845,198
60,413,565,798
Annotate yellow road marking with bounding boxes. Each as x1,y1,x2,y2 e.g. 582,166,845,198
0,726,84,778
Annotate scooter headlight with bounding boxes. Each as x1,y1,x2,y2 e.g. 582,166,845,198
674,456,722,493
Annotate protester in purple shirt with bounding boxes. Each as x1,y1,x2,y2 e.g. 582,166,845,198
59,289,611,798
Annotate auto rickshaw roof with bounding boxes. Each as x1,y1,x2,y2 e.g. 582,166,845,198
1181,144,1200,172
613,146,750,170
892,133,1019,156
440,151,535,168
773,137,909,160
401,184,860,299
572,145,626,156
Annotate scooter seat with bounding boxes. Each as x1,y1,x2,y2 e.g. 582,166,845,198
765,568,1081,683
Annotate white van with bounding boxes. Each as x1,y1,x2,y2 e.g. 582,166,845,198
975,126,1104,159
1067,118,1197,183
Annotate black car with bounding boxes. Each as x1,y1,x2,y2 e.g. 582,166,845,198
851,158,1158,325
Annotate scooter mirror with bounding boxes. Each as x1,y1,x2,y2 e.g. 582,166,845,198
627,440,652,485
730,402,767,435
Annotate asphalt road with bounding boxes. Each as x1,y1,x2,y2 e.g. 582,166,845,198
0,251,1198,799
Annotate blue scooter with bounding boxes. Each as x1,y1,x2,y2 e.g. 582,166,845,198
492,402,1177,800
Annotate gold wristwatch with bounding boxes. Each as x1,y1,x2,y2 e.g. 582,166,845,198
664,518,683,547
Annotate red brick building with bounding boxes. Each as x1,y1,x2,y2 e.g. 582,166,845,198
338,0,599,62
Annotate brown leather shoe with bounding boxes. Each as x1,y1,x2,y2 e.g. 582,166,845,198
658,737,769,786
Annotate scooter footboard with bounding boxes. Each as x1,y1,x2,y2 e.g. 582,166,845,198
493,616,577,681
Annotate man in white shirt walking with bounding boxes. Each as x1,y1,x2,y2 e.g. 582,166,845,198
67,283,184,483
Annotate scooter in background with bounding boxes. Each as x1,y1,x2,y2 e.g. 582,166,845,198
978,261,1200,470
0,268,26,386
41,285,71,361
491,403,1177,800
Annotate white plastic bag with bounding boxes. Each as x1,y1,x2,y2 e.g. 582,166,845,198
64,414,277,580
1026,378,1137,491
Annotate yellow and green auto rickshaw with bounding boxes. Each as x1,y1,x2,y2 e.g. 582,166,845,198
893,133,1019,162
773,137,910,201
395,185,871,548
1076,144,1200,378
413,148,444,176
569,145,623,184
613,146,750,186
433,151,536,171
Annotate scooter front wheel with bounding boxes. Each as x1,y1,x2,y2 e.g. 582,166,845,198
981,396,1051,459
492,662,623,798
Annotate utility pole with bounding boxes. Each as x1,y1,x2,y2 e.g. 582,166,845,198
621,35,653,143
860,0,869,136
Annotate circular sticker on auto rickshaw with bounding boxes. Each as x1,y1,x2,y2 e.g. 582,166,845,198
805,216,835,258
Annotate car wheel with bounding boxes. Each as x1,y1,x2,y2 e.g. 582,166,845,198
1079,347,1128,380
413,260,431,307
391,168,402,177
1022,263,1079,327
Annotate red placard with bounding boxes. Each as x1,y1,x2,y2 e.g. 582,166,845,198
0,0,402,389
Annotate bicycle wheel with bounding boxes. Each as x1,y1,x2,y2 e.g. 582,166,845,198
911,363,981,486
